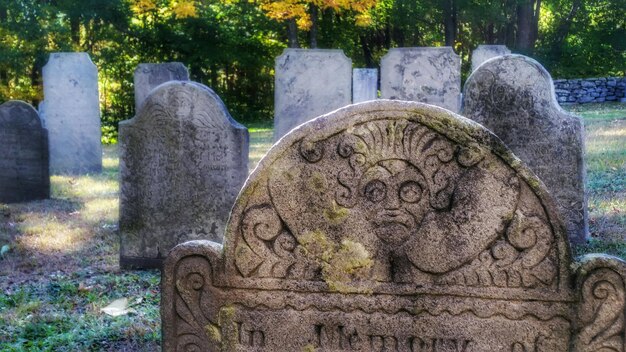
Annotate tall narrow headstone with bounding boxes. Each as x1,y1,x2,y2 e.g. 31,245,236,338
471,45,511,72
162,101,626,351
352,68,378,103
119,81,249,269
134,62,189,112
463,54,588,243
41,52,102,174
273,49,352,141
380,47,461,112
0,101,49,203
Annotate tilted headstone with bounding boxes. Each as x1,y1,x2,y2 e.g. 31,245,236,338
41,52,102,174
134,62,189,112
380,47,461,112
119,81,249,269
0,101,49,203
162,100,625,351
353,68,378,103
273,49,352,141
471,45,511,72
463,54,588,243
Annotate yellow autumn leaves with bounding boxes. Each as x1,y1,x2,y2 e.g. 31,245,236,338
258,0,377,29
131,0,197,19
131,0,376,27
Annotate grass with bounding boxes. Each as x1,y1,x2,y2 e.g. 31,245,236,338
0,103,625,350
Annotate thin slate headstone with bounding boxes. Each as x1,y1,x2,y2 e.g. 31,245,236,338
134,62,189,112
162,100,625,351
41,52,102,174
119,81,249,269
380,47,461,112
273,49,352,141
463,54,588,243
352,68,378,103
471,45,511,72
0,101,49,203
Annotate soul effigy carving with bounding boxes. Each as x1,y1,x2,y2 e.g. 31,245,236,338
162,100,626,351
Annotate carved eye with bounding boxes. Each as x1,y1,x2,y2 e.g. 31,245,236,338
399,181,422,203
364,180,386,203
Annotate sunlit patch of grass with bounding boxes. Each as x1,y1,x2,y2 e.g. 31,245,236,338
83,198,118,224
16,215,87,253
249,128,273,172
52,175,119,200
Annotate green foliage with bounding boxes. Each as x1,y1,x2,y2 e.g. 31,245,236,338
0,0,623,140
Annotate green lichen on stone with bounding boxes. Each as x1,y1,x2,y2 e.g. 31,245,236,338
205,323,221,344
218,305,238,351
323,201,349,225
308,171,328,191
299,230,374,294
302,344,316,352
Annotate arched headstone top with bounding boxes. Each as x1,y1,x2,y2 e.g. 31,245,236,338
0,100,42,128
224,100,571,298
463,54,588,243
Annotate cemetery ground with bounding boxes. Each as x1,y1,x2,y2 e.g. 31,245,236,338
0,105,623,351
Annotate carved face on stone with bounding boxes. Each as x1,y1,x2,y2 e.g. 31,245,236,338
359,159,429,247
168,89,193,120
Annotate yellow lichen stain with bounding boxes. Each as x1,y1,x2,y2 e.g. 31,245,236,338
323,201,349,225
299,230,374,294
205,323,222,343
218,305,238,350
302,344,316,352
308,171,327,191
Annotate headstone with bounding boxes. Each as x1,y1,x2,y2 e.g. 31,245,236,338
471,45,511,72
162,100,625,351
41,52,102,174
134,62,189,112
273,49,352,141
380,47,461,112
463,54,588,243
0,101,49,203
353,68,378,103
119,81,249,269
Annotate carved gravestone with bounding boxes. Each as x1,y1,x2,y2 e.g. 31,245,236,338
273,49,352,140
380,47,461,112
134,62,189,111
471,45,511,72
41,52,102,174
0,101,49,203
353,68,378,103
463,54,588,243
119,81,249,269
162,100,625,351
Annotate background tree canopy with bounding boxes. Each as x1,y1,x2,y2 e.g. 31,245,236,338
0,0,624,142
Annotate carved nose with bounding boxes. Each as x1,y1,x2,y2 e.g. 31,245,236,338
384,194,401,210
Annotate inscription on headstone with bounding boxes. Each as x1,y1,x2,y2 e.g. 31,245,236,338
463,54,588,243
471,45,511,72
353,68,378,103
41,52,102,174
0,101,49,203
134,62,189,111
273,49,352,140
119,81,249,269
380,47,461,112
162,100,624,351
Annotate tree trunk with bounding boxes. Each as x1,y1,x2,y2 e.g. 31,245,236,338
443,0,457,47
360,35,374,68
309,5,318,48
287,19,300,48
515,0,536,53
552,0,582,52
70,16,80,46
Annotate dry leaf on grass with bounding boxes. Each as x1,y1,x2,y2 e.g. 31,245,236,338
101,297,136,317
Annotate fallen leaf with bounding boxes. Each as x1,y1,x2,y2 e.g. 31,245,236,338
101,298,135,317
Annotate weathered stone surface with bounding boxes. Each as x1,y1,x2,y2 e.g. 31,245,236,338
119,81,248,269
0,101,49,203
380,47,461,112
471,45,511,72
134,62,189,112
41,52,102,174
273,49,352,140
162,100,626,351
463,54,588,243
353,68,378,103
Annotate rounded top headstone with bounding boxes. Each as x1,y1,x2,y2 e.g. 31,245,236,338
0,100,42,128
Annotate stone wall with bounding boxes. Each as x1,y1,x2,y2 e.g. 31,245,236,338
554,77,626,104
